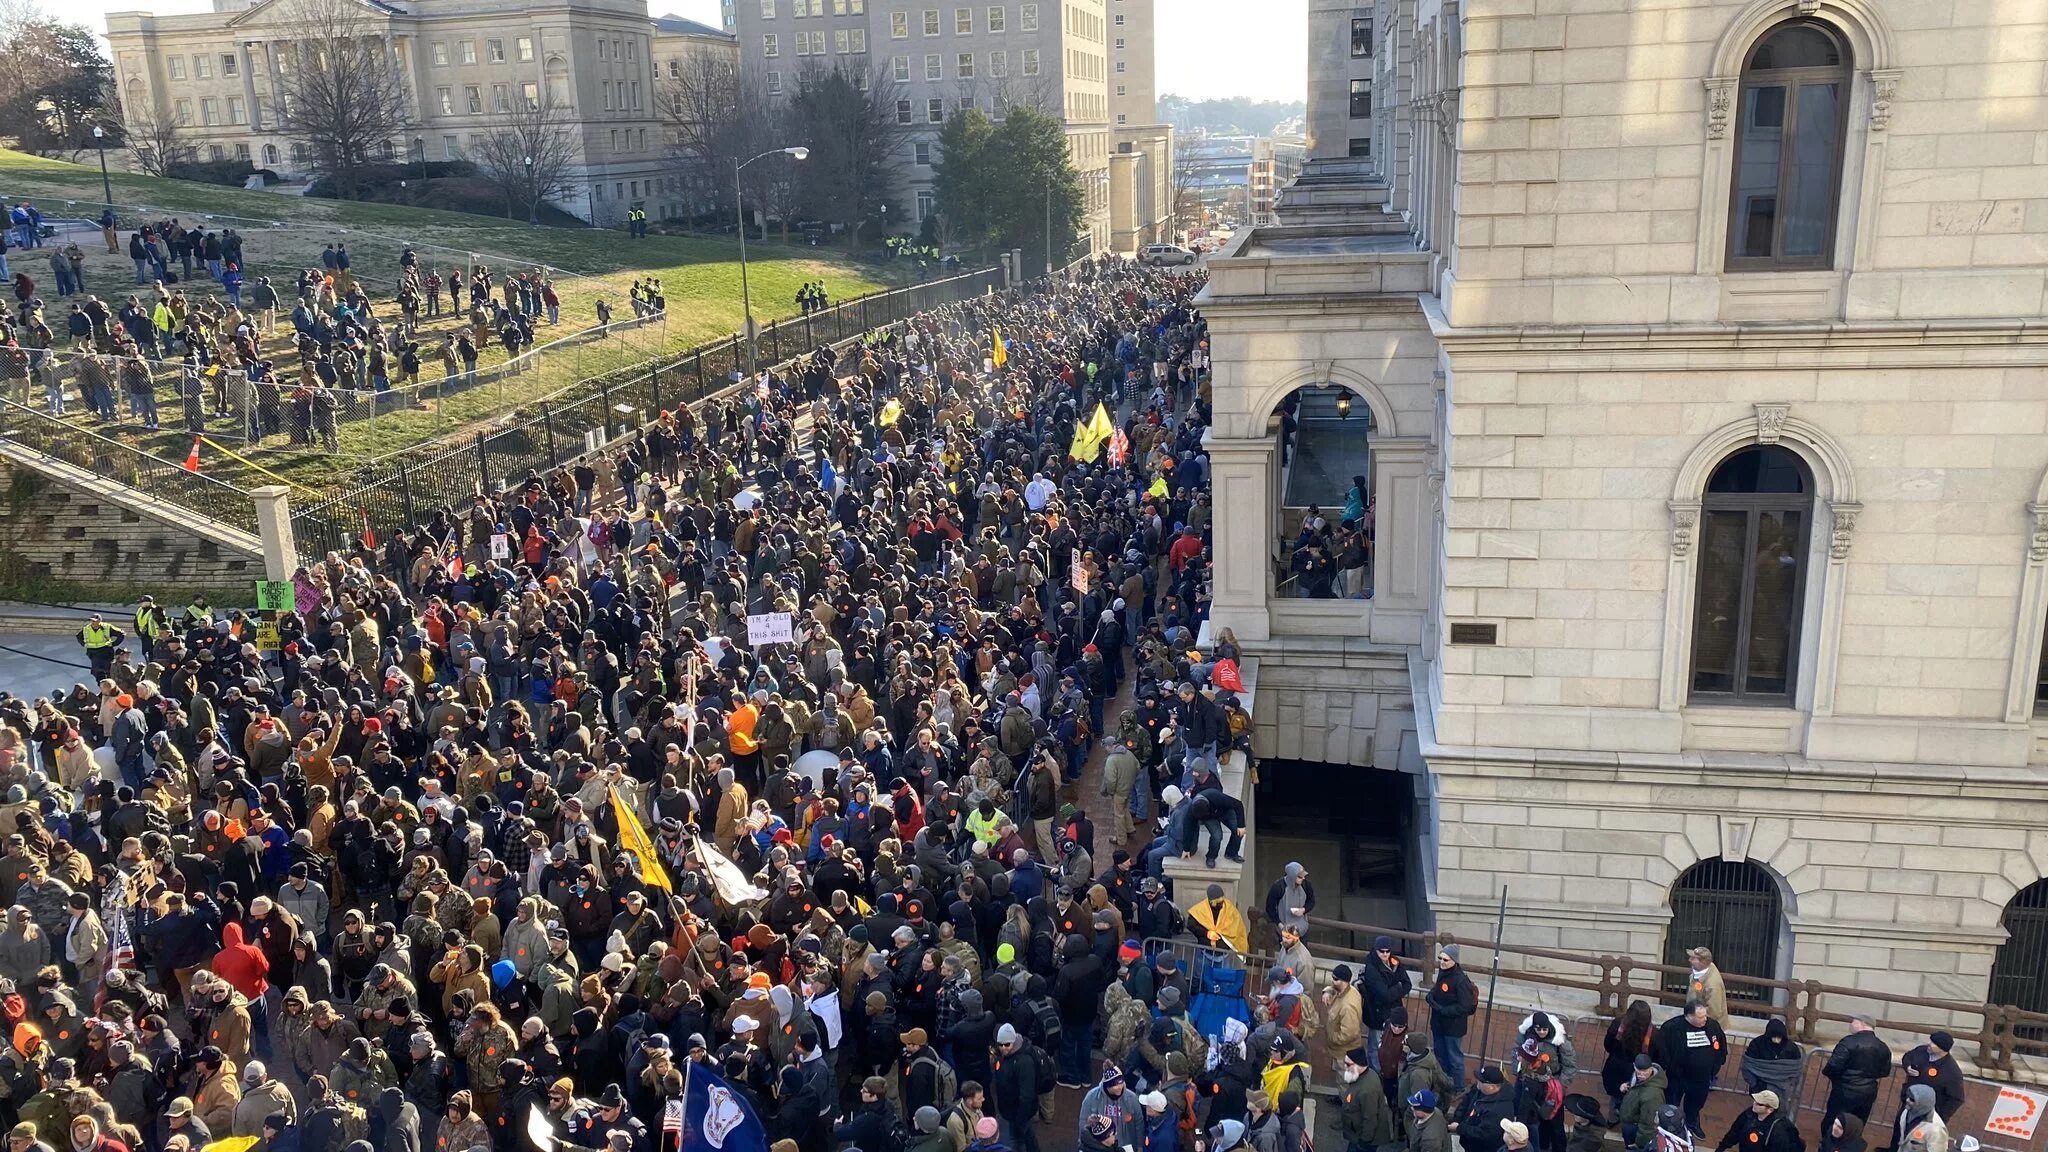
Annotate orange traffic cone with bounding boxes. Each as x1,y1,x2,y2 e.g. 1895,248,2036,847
182,436,201,473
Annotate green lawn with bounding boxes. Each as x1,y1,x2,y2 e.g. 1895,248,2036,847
0,149,894,488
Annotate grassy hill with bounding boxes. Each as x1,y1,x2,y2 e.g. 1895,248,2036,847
0,149,893,486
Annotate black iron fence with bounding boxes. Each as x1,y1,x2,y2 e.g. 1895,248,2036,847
0,395,259,534
286,265,1004,557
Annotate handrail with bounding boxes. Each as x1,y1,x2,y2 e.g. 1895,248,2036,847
1302,914,2048,1072
0,395,259,533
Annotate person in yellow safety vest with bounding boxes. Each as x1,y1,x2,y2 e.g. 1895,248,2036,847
77,614,126,679
183,596,212,630
135,595,170,647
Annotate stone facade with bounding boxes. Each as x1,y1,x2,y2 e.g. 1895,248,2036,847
1206,0,2048,1011
105,3,735,225
0,455,263,599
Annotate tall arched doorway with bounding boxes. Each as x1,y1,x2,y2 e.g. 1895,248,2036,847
1268,382,1375,600
1664,857,1784,1000
1990,881,2048,1014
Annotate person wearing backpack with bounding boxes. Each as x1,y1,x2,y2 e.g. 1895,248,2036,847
990,1024,1048,1152
942,1083,989,1152
901,1029,957,1121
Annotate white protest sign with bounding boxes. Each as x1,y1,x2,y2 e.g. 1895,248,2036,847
746,612,793,645
489,533,510,560
1989,1085,2048,1139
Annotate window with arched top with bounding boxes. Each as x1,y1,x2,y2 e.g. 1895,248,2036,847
1727,20,1851,270
1691,446,1813,703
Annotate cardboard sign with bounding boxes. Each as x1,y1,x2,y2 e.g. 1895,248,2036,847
1070,551,1090,593
253,623,281,651
254,580,293,612
1988,1085,2048,1139
489,533,511,560
745,612,793,645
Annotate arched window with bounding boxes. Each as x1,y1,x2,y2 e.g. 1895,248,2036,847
1664,858,1784,999
1992,881,2048,1016
263,144,279,166
1727,20,1850,270
1691,446,1812,703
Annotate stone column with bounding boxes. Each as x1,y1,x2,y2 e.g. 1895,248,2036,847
1206,432,1274,643
1371,437,1432,643
252,485,299,581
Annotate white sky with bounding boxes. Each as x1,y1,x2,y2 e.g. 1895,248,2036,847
64,0,1306,105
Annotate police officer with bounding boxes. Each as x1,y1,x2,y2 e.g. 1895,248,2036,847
77,614,125,679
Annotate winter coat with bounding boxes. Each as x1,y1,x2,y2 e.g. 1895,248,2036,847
1425,966,1476,1038
1615,1066,1668,1134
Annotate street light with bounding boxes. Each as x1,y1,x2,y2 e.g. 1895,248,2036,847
524,156,537,224
92,125,112,212
733,145,808,374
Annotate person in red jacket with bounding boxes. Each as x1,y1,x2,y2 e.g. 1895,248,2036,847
210,920,272,1061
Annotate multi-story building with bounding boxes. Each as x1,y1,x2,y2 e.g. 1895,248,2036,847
1207,0,2048,1021
104,0,735,225
1305,0,1376,162
1106,0,1171,252
724,0,1170,259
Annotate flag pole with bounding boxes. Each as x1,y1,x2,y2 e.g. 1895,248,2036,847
1475,884,1509,1076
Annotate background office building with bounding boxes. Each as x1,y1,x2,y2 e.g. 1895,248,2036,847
106,0,736,225
723,0,1171,255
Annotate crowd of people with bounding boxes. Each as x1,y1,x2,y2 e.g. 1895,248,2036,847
0,257,1328,1152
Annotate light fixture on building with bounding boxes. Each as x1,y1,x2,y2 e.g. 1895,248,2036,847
1335,391,1352,419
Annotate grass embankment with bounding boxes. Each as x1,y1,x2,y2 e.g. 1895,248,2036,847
0,149,891,488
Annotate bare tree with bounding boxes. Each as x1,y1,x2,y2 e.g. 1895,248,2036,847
661,50,773,229
1171,138,1207,238
788,63,904,245
125,93,192,177
472,91,581,223
270,0,411,199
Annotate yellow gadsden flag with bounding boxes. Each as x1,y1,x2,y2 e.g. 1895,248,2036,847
608,784,672,894
991,328,1008,368
1069,402,1114,462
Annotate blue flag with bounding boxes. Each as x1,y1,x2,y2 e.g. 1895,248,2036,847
820,455,838,494
678,1061,769,1152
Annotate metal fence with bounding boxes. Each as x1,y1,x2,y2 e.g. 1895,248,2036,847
1148,934,2048,1152
0,395,258,533
285,264,1003,557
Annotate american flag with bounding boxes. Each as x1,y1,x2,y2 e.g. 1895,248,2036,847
102,871,137,973
1108,427,1130,467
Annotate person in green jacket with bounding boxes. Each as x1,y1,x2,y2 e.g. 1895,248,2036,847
1616,1056,1669,1152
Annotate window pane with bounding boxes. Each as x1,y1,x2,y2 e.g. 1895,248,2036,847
1748,23,1840,69
1782,82,1840,257
1707,446,1807,494
1745,509,1804,697
1732,85,1786,258
1692,510,1749,695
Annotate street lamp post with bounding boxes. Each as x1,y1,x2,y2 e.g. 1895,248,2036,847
524,156,537,224
92,125,112,211
733,145,808,375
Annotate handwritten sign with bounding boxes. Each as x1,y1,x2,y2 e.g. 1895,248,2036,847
254,580,293,612
253,623,280,652
489,533,511,560
745,612,793,645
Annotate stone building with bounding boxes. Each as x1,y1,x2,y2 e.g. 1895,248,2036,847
720,0,1171,258
1211,0,2048,1017
104,0,735,225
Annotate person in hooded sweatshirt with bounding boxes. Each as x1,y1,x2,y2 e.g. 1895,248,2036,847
1892,1085,1949,1152
209,923,270,1060
371,1088,420,1152
1740,1019,1804,1104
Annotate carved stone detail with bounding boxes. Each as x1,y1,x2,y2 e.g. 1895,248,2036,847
1829,502,1862,561
1868,69,1901,132
2029,503,2048,563
1704,78,1736,140
1670,501,1701,557
1755,403,1791,445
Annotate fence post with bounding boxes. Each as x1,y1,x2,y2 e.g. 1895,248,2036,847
651,364,664,419
694,351,706,398
475,432,490,495
398,461,417,528
542,401,559,467
599,377,615,440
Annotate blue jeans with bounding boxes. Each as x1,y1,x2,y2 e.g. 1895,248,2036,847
1058,1024,1092,1085
1433,1031,1467,1093
1198,819,1242,865
134,258,148,284
207,258,223,280
248,993,272,1061
132,390,158,427
1142,833,1176,880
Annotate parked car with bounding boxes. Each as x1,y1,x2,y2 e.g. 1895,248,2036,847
1139,243,1197,266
